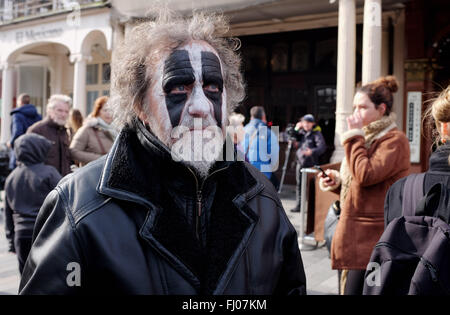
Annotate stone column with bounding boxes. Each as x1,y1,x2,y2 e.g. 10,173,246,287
362,0,382,85
70,53,91,116
381,17,390,77
50,54,64,95
1,63,14,144
330,0,356,163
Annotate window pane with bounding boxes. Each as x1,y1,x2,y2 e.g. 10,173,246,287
315,39,337,69
271,42,288,72
86,91,99,114
292,41,309,71
102,63,110,84
103,90,109,96
243,45,267,72
86,64,99,85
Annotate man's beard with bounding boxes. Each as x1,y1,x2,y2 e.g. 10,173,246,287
53,118,67,126
147,113,225,178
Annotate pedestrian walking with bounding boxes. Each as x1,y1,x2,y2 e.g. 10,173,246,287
4,93,42,253
4,133,61,274
19,9,306,295
384,85,450,224
289,114,326,212
69,96,117,166
8,93,42,170
318,75,410,295
27,95,72,176
242,106,280,188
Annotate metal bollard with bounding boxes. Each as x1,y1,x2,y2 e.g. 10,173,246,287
299,167,319,250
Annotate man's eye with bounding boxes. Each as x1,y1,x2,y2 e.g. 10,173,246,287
169,85,187,94
204,84,219,93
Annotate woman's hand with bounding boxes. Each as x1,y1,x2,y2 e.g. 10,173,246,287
347,112,364,130
318,169,337,187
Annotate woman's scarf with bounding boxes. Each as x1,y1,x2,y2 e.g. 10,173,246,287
340,113,397,205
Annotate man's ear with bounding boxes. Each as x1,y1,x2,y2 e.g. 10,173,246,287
137,106,148,123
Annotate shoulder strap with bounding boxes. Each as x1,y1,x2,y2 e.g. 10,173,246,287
93,128,107,155
402,173,426,216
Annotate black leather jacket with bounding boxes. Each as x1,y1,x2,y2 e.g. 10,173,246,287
19,120,306,295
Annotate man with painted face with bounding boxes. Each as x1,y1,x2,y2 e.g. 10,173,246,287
19,11,306,295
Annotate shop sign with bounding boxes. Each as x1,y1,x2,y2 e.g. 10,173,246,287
15,27,64,44
406,91,422,163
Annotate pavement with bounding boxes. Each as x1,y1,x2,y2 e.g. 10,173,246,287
0,184,338,295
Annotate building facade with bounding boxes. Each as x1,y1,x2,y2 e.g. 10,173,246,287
0,0,449,173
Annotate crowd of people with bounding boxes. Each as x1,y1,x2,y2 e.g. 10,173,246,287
0,8,449,296
3,93,118,273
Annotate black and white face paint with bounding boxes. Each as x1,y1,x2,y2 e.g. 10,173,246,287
144,41,228,177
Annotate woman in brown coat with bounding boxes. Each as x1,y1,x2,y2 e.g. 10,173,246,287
318,76,410,295
70,96,117,166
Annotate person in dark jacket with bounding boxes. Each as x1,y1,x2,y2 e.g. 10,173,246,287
19,10,306,295
8,93,42,170
384,85,450,226
290,114,326,212
4,93,41,254
4,133,61,274
27,94,72,176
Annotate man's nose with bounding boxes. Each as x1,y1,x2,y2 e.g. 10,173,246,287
187,87,211,118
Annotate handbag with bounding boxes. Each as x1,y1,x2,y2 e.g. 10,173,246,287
323,200,340,254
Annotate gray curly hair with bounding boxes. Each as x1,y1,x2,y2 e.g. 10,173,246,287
109,9,246,128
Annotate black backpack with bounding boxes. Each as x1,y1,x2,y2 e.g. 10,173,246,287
363,173,450,295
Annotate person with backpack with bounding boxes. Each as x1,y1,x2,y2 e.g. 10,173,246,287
318,76,410,295
384,85,450,225
4,133,62,274
363,85,450,295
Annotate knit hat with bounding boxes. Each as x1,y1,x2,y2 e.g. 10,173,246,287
301,114,315,123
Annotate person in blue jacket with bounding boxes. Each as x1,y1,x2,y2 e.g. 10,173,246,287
242,106,279,187
4,94,42,254
8,93,42,169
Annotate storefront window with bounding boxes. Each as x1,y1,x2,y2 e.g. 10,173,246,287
271,42,288,72
102,63,110,84
315,86,336,120
291,41,309,71
315,39,337,69
86,61,110,113
86,64,99,85
243,45,267,72
86,90,99,114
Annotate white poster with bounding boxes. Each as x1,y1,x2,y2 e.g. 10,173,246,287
406,92,422,163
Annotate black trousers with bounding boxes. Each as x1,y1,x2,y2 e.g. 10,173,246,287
14,233,33,275
344,269,366,295
4,205,15,252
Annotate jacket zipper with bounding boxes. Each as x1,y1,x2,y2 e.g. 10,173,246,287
187,166,229,242
375,242,441,284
